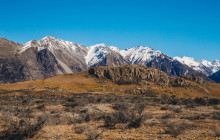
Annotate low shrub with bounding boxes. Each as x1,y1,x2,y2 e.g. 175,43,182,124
85,129,99,140
74,126,86,134
165,120,192,138
112,103,128,111
211,112,220,120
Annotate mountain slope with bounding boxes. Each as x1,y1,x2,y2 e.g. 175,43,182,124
0,38,26,83
0,37,22,57
209,70,220,83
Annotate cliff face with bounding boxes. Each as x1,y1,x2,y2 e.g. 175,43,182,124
89,65,170,87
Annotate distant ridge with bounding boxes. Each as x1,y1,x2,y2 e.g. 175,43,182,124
0,36,218,83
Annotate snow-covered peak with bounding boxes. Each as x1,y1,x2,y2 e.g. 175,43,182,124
200,59,213,67
212,60,220,66
41,35,57,40
87,43,107,49
211,60,220,73
173,56,207,73
85,44,109,67
174,56,201,68
200,59,220,73
134,45,152,50
39,36,81,52
174,56,218,75
109,46,121,53
20,36,87,56
120,46,162,63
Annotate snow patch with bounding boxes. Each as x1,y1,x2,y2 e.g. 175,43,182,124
109,46,121,53
20,41,33,53
85,44,108,67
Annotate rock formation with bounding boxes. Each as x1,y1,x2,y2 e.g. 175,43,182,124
89,65,170,87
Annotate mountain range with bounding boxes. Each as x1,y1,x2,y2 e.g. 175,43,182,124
174,56,220,76
0,36,219,83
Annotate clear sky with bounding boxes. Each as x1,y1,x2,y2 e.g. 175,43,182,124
0,0,219,61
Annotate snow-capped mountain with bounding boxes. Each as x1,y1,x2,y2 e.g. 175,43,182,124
112,46,207,79
173,56,213,76
173,56,219,76
85,44,128,68
201,59,220,73
0,36,216,83
20,36,88,74
120,46,163,65
85,44,108,67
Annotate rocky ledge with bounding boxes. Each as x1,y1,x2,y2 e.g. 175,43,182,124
89,65,207,88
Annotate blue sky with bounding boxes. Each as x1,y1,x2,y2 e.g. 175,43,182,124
0,0,219,61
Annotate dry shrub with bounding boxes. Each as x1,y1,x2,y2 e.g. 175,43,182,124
85,129,99,140
74,126,86,134
103,111,145,129
172,107,182,113
0,114,47,140
211,126,220,137
211,111,220,120
165,120,192,137
112,103,128,111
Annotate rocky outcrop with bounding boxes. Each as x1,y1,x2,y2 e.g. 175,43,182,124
169,75,207,87
180,75,206,85
170,77,190,87
89,65,170,86
88,65,208,88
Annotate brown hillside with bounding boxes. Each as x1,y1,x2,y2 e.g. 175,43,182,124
0,65,219,99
